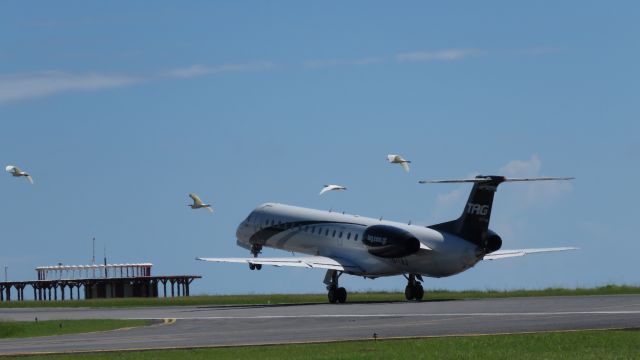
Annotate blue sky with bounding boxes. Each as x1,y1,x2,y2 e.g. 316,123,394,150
1,2,638,295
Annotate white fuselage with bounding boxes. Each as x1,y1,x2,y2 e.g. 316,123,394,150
236,203,481,278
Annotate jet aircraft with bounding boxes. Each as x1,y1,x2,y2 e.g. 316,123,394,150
198,175,576,303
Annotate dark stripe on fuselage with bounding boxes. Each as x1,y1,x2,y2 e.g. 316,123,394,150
249,220,366,245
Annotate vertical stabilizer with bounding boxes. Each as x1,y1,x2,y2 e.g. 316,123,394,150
428,176,505,247
422,175,573,251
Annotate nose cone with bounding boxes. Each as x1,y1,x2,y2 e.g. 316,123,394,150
236,221,246,240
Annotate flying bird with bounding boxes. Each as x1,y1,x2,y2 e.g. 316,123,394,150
189,193,213,213
319,184,347,196
5,165,33,184
387,154,411,172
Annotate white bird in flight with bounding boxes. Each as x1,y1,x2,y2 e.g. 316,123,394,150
189,193,213,213
319,184,347,196
387,154,411,172
5,165,34,184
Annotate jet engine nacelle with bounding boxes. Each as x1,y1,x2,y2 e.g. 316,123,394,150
484,230,502,253
362,225,420,258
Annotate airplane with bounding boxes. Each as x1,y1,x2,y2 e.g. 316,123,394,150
197,175,576,303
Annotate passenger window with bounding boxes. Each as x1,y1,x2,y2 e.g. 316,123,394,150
325,229,329,236
347,232,351,240
311,226,315,233
339,232,343,238
355,234,359,241
332,230,336,237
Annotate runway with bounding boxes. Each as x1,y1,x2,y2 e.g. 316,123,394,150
1,294,640,355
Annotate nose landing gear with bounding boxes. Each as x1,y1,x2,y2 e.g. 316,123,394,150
404,274,424,301
250,244,262,257
249,243,263,271
324,270,347,303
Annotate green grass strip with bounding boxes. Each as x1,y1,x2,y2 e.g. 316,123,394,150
0,319,150,339
3,329,640,359
0,284,638,308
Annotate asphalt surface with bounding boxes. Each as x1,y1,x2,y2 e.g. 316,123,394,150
1,294,640,355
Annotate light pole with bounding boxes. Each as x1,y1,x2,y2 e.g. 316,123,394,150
4,265,7,282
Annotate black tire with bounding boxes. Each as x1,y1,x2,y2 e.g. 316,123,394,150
249,263,255,270
414,284,424,301
328,288,338,303
404,285,414,301
337,287,347,303
255,264,262,270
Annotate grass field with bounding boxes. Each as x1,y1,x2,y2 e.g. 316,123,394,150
0,284,638,308
3,329,639,359
0,319,151,339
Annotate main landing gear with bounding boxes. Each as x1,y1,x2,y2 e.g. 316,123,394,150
404,274,424,301
249,244,263,271
324,270,347,304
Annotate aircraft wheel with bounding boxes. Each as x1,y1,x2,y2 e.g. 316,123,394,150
337,287,347,303
328,287,338,303
404,285,415,301
414,284,424,301
249,263,255,271
255,264,262,270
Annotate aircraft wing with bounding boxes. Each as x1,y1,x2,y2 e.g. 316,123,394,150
483,247,578,260
196,256,360,271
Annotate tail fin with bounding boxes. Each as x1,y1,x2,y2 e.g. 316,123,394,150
422,176,573,249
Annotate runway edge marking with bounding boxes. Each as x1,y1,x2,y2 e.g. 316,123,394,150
1,327,636,357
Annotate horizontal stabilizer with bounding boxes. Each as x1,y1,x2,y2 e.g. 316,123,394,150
419,176,574,184
483,247,578,260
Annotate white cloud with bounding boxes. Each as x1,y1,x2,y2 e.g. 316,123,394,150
499,154,573,204
304,57,384,69
429,171,479,222
0,62,276,105
431,188,464,221
500,154,542,177
164,62,276,78
522,47,562,56
305,48,485,69
0,71,139,104
396,49,483,62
